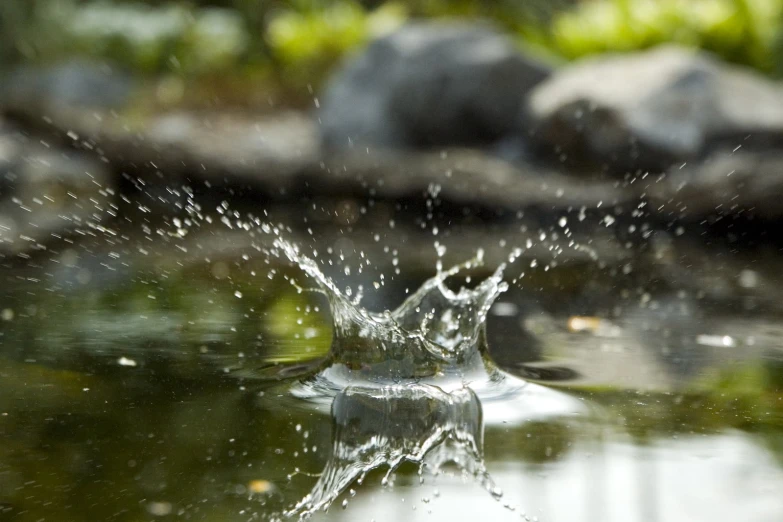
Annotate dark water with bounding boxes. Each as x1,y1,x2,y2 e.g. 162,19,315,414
2,226,783,522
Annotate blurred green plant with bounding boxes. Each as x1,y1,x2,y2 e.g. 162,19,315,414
0,1,250,74
0,0,411,105
536,0,783,75
266,1,407,87
57,1,248,74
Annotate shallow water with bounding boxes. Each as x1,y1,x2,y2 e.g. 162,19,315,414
3,347,782,522
2,218,783,522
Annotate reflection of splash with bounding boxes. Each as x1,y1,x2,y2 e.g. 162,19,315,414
287,384,498,518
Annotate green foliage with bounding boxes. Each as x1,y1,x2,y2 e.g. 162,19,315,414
5,1,251,75
537,0,783,74
403,0,575,28
5,0,783,105
266,1,407,87
0,0,410,104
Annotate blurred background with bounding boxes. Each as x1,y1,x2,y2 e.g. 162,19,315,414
3,2,783,522
3,0,783,109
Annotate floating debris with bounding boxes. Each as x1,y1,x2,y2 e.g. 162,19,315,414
248,479,275,495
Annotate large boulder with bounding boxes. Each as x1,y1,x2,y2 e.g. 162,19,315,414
319,22,551,151
528,46,783,172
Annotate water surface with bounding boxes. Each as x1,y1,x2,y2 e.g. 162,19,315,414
2,222,783,522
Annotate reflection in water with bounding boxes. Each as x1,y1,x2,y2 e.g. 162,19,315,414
324,433,783,522
288,384,498,517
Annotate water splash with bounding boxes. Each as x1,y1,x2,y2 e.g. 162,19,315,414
286,384,498,518
272,238,509,391
266,235,585,519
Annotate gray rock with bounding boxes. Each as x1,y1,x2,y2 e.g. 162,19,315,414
528,45,783,172
1,60,133,113
650,149,783,219
319,22,551,150
2,103,637,216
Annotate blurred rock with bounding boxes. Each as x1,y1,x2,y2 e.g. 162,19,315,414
319,22,550,150
1,60,133,114
2,99,631,214
0,120,19,182
528,45,783,173
651,149,783,219
142,111,318,178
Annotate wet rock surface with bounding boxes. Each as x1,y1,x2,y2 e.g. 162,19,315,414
319,22,551,151
1,105,781,317
528,46,783,172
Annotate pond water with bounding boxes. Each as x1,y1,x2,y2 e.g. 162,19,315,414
2,207,783,522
